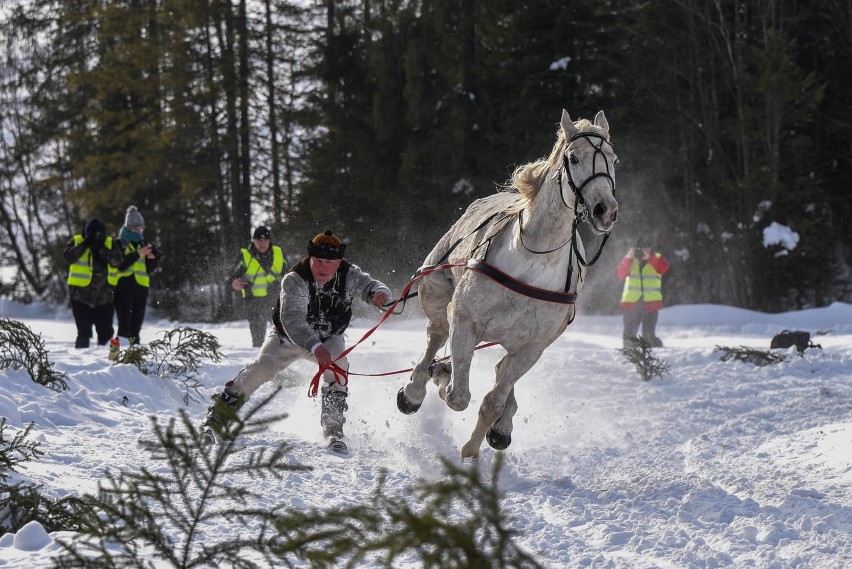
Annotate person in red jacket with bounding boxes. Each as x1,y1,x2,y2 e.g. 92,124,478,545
617,237,670,348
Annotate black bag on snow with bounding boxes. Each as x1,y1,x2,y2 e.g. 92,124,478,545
770,330,820,353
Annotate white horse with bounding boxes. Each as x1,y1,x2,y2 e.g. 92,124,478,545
397,109,619,459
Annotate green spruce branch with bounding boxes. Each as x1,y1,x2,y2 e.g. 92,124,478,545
715,345,787,367
274,453,543,568
0,318,68,391
116,327,225,404
618,337,671,381
0,420,93,534
52,386,304,569
52,387,542,568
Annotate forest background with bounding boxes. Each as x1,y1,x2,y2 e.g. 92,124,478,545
1,0,850,321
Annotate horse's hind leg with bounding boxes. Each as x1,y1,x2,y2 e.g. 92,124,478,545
460,348,542,459
486,387,517,450
397,279,452,414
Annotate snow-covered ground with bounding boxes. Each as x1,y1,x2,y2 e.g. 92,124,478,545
1,299,851,568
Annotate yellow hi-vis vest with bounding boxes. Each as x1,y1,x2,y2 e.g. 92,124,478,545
117,241,151,287
241,245,285,297
68,235,118,287
620,255,664,303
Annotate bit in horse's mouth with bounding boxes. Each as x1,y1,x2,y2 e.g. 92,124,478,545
590,219,615,235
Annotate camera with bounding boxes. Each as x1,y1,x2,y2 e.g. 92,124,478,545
147,242,162,260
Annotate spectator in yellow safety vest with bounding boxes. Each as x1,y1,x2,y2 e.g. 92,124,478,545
114,205,161,345
63,218,125,348
229,226,288,347
617,237,670,348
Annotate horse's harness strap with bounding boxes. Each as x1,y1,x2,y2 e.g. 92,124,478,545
518,210,572,255
416,211,509,275
466,259,578,305
389,212,512,312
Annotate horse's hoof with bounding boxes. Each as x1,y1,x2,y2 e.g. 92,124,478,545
396,387,422,415
486,428,512,450
460,444,480,460
446,389,470,411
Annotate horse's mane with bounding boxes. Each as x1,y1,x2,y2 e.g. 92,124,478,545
505,118,608,204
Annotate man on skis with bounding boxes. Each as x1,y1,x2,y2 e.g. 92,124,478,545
203,230,391,451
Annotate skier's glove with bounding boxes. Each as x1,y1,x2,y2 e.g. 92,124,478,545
313,344,333,367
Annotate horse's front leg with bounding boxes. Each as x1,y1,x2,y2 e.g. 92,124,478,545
441,318,478,412
460,348,542,459
398,319,448,414
398,279,452,414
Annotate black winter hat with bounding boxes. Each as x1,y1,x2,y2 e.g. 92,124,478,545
84,218,106,238
253,226,271,239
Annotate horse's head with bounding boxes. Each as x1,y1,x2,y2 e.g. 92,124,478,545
560,110,619,234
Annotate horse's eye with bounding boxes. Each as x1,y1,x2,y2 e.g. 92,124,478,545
613,157,620,167
569,154,579,165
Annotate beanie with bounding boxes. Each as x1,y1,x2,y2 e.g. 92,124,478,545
83,218,106,238
124,206,145,229
253,226,271,239
307,230,346,259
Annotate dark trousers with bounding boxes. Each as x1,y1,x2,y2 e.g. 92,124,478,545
245,297,273,348
114,278,149,342
622,301,659,342
71,300,115,348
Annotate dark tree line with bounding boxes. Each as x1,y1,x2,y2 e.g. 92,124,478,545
0,0,849,318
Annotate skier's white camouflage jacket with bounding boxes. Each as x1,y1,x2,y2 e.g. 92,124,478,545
276,259,391,351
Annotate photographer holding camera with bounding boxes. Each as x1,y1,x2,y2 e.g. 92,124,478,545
617,236,670,348
113,205,162,345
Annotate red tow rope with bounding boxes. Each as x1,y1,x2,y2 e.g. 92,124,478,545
307,254,570,396
343,341,498,379
307,262,465,397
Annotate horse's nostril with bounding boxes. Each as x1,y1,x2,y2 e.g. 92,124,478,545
593,203,606,219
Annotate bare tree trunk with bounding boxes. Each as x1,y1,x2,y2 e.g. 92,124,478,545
460,0,476,174
237,0,252,235
203,0,231,254
264,0,282,226
216,0,247,241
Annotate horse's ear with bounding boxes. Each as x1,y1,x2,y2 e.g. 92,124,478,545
561,109,578,139
594,110,610,134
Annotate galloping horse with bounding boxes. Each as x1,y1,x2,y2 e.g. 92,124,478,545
397,110,619,459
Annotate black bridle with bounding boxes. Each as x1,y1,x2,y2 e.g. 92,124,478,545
559,132,617,268
560,132,617,210
520,131,617,258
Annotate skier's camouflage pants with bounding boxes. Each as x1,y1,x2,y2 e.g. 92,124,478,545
228,332,349,399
